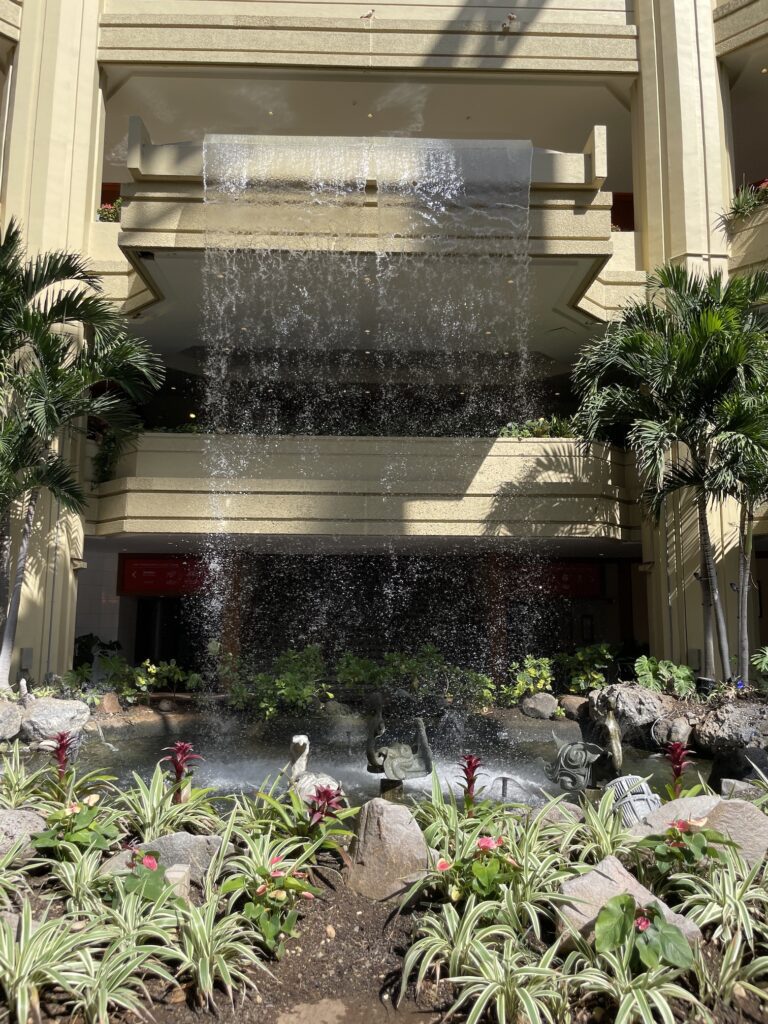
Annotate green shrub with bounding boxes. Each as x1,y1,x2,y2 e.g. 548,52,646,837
634,655,696,698
556,643,615,694
500,655,554,706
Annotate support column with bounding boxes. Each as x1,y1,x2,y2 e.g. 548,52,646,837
633,0,731,275
2,1,103,682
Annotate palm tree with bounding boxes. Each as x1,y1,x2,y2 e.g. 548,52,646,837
573,264,768,682
0,219,163,691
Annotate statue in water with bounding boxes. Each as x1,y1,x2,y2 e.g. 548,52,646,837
546,700,623,792
365,694,433,781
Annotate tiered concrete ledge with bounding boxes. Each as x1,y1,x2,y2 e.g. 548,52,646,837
84,433,641,542
714,0,768,55
98,3,638,72
728,206,768,276
0,0,21,44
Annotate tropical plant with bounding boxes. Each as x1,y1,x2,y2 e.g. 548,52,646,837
562,788,638,864
692,932,768,1011
501,656,554,705
635,818,734,879
447,938,565,1024
573,264,768,681
498,414,575,439
173,897,268,1009
634,655,696,698
0,902,109,1024
67,941,173,1024
555,643,614,694
32,798,121,858
722,181,768,226
674,851,768,947
234,779,356,845
0,742,52,808
41,845,114,914
0,839,28,910
116,764,218,842
0,218,164,689
102,879,182,946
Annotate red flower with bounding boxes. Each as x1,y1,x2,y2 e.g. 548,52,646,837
306,785,345,828
300,891,315,900
141,854,158,871
160,741,203,784
670,819,691,833
476,836,503,852
436,858,452,872
635,916,651,932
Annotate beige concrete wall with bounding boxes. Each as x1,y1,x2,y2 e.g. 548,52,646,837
714,0,768,55
84,433,641,541
0,1,21,43
728,207,768,275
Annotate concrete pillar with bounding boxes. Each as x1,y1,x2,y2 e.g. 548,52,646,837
633,0,731,275
2,2,102,682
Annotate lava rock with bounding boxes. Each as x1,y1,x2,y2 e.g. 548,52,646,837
559,695,588,721
0,808,46,860
0,702,21,740
653,716,693,747
19,698,90,742
708,745,768,792
345,797,429,900
558,855,701,947
94,691,121,716
590,684,684,746
100,832,226,885
520,693,559,720
695,703,768,755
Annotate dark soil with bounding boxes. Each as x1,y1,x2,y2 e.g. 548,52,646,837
149,866,441,1024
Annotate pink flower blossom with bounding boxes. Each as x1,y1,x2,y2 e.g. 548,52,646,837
270,869,285,878
436,858,452,872
269,855,283,866
476,836,503,852
300,891,315,900
141,855,158,871
670,819,691,833
255,884,268,896
635,916,651,932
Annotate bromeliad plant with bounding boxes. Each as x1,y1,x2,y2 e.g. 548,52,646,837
458,754,484,816
664,741,699,800
160,739,203,804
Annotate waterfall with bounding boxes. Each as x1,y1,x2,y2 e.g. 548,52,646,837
198,134,538,667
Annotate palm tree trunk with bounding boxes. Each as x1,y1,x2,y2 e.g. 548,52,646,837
697,492,732,681
0,490,38,692
0,509,11,646
737,499,754,683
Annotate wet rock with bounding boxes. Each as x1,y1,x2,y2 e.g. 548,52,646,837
520,693,558,720
654,717,693,747
590,684,684,746
535,801,585,825
721,778,762,800
0,808,46,860
19,698,90,742
559,695,588,721
558,855,701,947
100,832,226,885
94,691,121,716
323,699,354,718
157,699,175,713
695,703,768,755
345,798,429,901
630,795,722,837
0,702,21,740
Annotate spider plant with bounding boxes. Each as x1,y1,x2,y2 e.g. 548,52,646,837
563,933,706,1024
68,942,175,1024
234,779,356,845
41,844,114,915
0,743,52,809
398,896,496,1002
103,879,183,946
0,902,109,1024
565,789,638,864
673,851,768,948
0,839,29,909
174,897,269,1009
693,933,768,1010
448,938,566,1024
116,764,218,841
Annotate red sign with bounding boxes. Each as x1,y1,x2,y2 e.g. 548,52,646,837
117,555,206,597
545,562,603,598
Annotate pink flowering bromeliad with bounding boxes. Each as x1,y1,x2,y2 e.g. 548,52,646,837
42,731,79,779
458,753,484,816
665,741,694,799
160,740,203,804
306,784,345,829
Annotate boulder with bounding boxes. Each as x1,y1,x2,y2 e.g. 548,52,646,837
345,798,429,901
653,717,693,747
520,693,559,720
0,702,21,741
19,698,90,742
323,699,354,718
535,801,585,826
0,911,40,939
630,795,722,838
558,855,701,947
721,778,762,801
0,808,46,860
94,692,121,716
695,703,768,755
708,745,768,792
590,685,683,746
100,832,226,885
559,695,588,721
705,800,768,867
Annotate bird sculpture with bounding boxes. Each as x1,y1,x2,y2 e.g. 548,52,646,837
365,699,433,781
360,9,375,19
286,734,341,801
